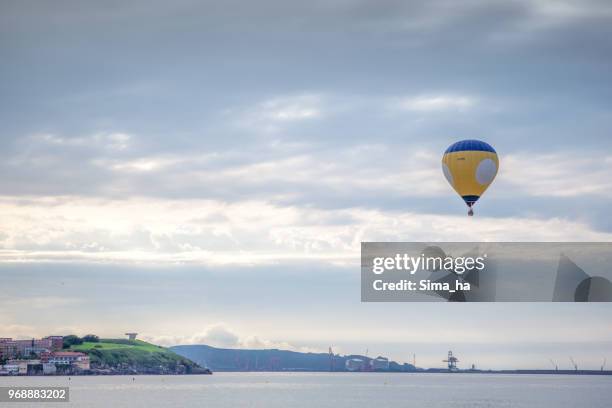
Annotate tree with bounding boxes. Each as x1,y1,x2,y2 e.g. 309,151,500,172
82,334,99,343
62,335,83,348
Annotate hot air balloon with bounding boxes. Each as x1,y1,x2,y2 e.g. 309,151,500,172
442,140,498,216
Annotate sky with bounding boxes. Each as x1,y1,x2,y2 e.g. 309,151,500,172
1,0,611,369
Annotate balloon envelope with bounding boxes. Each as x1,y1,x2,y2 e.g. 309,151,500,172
442,140,498,212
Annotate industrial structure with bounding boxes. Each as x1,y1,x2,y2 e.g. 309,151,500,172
569,357,578,371
443,350,459,372
125,333,138,341
345,358,366,372
328,347,335,371
371,356,390,371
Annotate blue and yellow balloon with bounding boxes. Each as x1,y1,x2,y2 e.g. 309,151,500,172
442,140,498,216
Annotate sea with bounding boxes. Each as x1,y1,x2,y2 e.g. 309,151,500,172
1,372,610,407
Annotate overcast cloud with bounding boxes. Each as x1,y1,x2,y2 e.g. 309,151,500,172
1,0,611,369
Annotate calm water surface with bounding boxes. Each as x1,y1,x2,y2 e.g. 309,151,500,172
1,372,610,407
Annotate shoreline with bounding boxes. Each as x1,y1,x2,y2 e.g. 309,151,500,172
1,370,611,377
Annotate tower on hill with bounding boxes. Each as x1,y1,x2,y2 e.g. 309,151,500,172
125,333,138,341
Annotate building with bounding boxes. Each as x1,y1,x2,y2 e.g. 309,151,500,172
45,336,64,351
345,358,366,372
24,346,51,356
14,339,53,357
41,352,90,370
6,359,40,375
2,364,20,375
0,360,46,376
371,356,390,371
1,351,88,374
0,339,18,360
0,336,63,359
42,363,57,375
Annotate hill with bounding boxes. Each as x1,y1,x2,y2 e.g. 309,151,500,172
70,339,210,374
170,344,416,372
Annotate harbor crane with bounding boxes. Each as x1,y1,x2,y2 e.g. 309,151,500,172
549,359,558,371
569,357,578,371
443,350,459,372
601,358,607,372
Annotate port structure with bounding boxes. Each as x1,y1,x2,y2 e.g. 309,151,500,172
443,350,459,372
549,359,558,371
569,356,578,371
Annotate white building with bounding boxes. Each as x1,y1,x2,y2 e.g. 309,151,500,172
1,364,20,375
345,358,366,372
44,352,90,370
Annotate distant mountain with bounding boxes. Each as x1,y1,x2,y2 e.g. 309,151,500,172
170,344,416,372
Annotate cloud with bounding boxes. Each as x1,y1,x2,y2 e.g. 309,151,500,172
100,157,180,172
256,94,323,121
1,195,611,265
7,137,449,200
527,0,612,26
395,94,477,112
34,132,132,151
501,152,612,197
0,296,82,309
0,324,39,340
104,133,131,151
142,324,319,352
229,93,326,134
191,324,240,347
9,129,612,208
3,125,612,251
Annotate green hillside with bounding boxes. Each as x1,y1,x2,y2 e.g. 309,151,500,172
71,339,166,353
69,338,207,374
